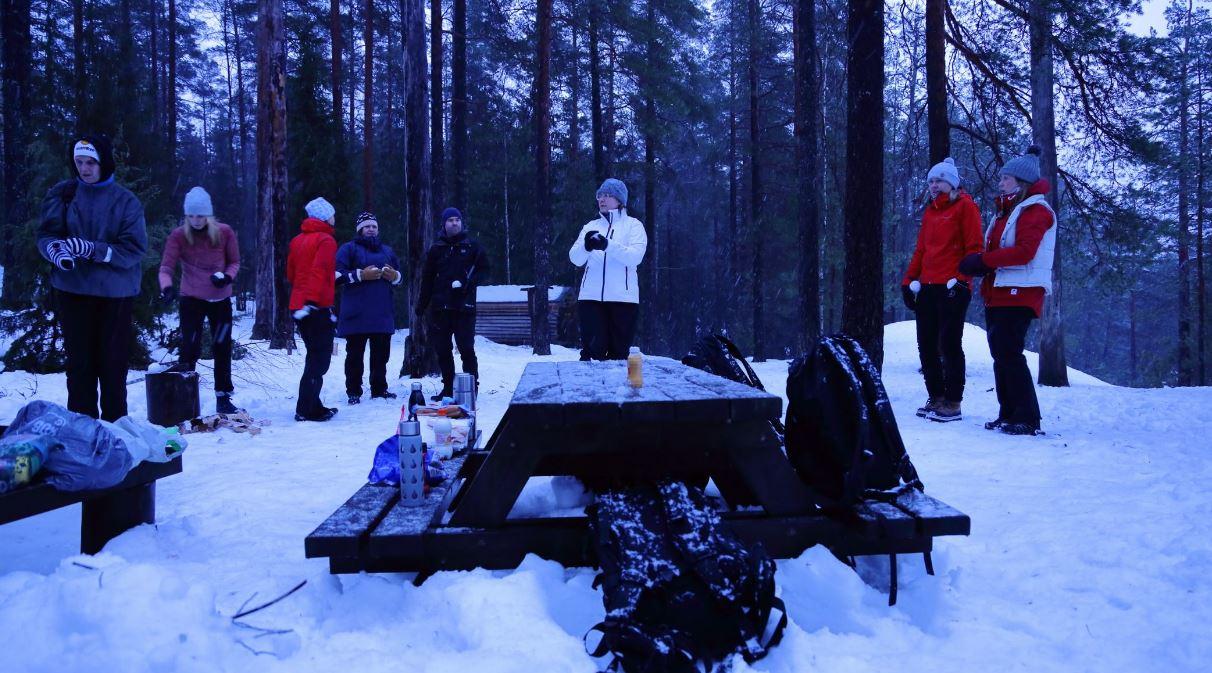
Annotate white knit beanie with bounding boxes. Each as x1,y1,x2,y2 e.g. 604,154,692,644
183,186,214,216
305,197,336,222
927,158,961,189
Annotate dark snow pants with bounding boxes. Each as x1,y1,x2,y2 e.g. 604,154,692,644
578,300,639,361
986,306,1042,427
914,284,971,403
295,308,335,417
178,296,234,393
344,333,391,398
56,290,134,422
431,309,478,392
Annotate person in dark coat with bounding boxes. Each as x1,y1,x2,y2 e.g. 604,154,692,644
36,135,148,422
336,212,403,405
416,207,489,400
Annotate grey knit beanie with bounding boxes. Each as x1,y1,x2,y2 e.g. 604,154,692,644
1001,145,1042,184
596,178,628,207
183,186,214,216
927,158,961,189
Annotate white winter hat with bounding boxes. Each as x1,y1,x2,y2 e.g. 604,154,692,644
927,157,961,189
183,186,214,216
305,197,336,222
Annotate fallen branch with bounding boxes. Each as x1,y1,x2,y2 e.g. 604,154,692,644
231,580,307,620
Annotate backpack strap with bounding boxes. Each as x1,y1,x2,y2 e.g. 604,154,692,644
714,334,766,391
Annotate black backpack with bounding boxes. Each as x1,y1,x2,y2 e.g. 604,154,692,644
682,334,783,436
585,480,787,673
784,335,923,509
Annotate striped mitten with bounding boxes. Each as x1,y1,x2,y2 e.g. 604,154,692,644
46,240,75,271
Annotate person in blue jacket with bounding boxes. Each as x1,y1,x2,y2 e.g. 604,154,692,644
336,212,403,404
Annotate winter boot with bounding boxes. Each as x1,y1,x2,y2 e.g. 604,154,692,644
371,391,398,400
927,401,962,423
295,407,339,422
216,392,238,415
999,422,1041,436
347,395,361,405
984,418,1006,431
915,398,941,418
430,388,453,402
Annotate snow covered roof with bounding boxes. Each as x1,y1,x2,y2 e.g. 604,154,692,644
477,285,568,303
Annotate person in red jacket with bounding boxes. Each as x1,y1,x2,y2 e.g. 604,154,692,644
286,197,339,422
960,146,1056,436
901,158,983,422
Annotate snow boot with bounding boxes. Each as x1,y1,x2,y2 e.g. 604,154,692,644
215,392,238,415
915,398,940,418
999,422,1041,436
295,407,339,422
984,418,1005,431
347,395,361,405
371,391,398,400
927,401,962,423
430,389,453,402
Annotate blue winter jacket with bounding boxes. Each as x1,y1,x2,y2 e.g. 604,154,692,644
335,236,402,337
37,178,148,298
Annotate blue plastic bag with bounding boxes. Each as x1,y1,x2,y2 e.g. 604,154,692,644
4,401,134,491
366,435,445,487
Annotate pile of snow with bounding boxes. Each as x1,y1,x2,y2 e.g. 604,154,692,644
476,285,568,303
0,318,1209,672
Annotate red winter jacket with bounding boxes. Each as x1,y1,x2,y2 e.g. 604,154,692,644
980,179,1054,318
902,190,983,286
286,217,337,310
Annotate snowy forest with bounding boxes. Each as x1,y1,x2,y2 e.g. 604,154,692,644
1,0,1210,388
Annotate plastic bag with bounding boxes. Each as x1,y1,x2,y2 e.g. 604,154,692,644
366,435,445,487
111,416,186,463
5,401,134,491
0,433,59,493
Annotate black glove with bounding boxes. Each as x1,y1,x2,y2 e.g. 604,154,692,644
210,272,233,288
948,279,970,299
901,285,916,312
159,285,178,303
959,253,993,277
584,231,607,252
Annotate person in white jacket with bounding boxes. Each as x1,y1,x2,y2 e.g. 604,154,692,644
568,178,648,360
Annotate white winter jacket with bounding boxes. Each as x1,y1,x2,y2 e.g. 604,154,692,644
987,194,1057,294
568,209,648,303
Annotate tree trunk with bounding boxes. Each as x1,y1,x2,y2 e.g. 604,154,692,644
1195,42,1206,386
841,0,885,368
1028,0,1068,386
430,0,445,211
402,0,438,377
747,0,764,362
253,0,291,349
1,0,31,308
589,3,605,183
1129,291,1137,386
73,0,85,131
168,0,178,171
727,7,738,337
232,2,253,234
794,0,820,352
643,0,658,351
531,0,554,356
452,0,467,207
331,0,343,150
925,0,949,164
363,0,374,210
149,0,160,136
221,0,239,193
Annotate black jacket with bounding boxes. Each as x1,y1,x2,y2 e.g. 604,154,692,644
418,232,489,313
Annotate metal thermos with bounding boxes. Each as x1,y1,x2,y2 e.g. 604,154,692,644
398,419,425,506
454,373,476,450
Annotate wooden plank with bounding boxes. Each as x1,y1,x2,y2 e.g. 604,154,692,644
852,501,918,539
721,422,814,516
892,489,972,537
0,457,183,526
304,484,398,558
447,422,543,528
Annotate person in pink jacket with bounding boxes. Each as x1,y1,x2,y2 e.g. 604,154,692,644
158,186,242,414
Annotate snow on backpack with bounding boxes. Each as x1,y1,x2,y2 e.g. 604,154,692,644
784,335,923,509
584,480,787,673
682,334,784,436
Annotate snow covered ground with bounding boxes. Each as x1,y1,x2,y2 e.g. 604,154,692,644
1,316,1210,673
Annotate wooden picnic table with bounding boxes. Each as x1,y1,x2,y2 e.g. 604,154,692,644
306,358,970,592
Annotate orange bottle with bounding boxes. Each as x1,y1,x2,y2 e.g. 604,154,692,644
627,347,643,387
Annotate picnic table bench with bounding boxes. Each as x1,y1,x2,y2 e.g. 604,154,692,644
0,427,183,555
306,359,970,598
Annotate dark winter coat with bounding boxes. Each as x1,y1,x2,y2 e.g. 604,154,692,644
980,179,1055,318
902,191,983,286
418,232,489,313
286,217,337,310
335,236,402,337
37,178,149,298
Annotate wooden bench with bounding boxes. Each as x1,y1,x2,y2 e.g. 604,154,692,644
306,361,970,602
0,427,183,555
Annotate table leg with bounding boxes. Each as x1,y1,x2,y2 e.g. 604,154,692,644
80,482,156,555
447,421,541,527
723,422,815,516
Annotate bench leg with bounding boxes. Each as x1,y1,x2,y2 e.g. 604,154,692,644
888,554,898,606
80,482,155,555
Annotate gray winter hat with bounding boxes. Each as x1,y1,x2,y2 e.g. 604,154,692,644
183,186,214,216
596,178,628,207
1001,145,1042,184
927,158,961,189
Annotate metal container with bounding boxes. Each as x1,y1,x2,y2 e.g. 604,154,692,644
398,419,425,506
454,373,476,411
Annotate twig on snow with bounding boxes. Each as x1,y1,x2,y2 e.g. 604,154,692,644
231,580,307,620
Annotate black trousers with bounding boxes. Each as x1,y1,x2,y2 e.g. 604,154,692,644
914,284,970,403
986,306,1042,426
295,308,335,416
578,300,639,361
345,333,391,397
56,290,134,422
431,309,478,391
178,296,234,393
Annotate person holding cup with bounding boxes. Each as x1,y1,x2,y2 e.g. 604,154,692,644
336,212,403,405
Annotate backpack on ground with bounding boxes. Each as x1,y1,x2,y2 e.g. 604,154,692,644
682,334,784,436
784,335,923,509
584,480,787,673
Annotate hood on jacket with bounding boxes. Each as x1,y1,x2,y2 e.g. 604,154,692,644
74,134,117,183
996,178,1051,213
439,231,468,245
300,217,334,234
930,189,975,210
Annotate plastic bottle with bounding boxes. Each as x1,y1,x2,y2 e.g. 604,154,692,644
406,382,425,421
627,347,644,388
398,419,425,506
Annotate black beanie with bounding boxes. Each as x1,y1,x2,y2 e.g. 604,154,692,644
73,134,116,183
